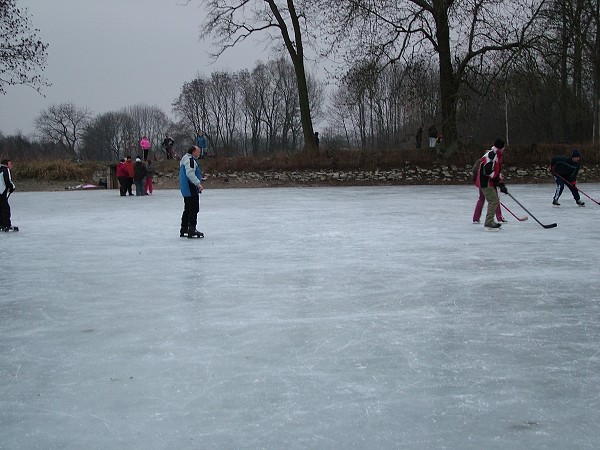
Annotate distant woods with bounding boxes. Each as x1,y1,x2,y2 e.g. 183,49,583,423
2,0,600,160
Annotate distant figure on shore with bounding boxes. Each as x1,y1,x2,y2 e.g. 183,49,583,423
140,135,151,161
415,125,423,149
314,132,320,149
428,124,437,148
195,132,207,159
162,134,175,160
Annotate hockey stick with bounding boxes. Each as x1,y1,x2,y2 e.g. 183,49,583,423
500,202,528,221
505,192,557,228
551,171,600,205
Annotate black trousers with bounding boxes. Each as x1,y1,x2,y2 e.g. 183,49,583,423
181,195,200,230
117,177,129,196
0,192,11,228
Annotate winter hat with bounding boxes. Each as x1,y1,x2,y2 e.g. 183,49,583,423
571,149,581,158
135,157,141,162
494,138,505,149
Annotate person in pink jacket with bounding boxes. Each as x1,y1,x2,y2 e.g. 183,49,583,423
140,135,151,161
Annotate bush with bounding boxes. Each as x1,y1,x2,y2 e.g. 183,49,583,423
8,143,600,182
12,160,104,181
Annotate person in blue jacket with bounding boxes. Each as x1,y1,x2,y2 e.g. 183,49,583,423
179,146,205,238
550,149,584,207
195,131,207,159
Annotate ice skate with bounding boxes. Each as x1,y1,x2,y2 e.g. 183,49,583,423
483,223,501,232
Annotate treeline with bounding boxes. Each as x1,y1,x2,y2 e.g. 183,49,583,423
2,0,600,163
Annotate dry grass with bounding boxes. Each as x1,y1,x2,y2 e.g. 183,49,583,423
12,160,105,181
8,143,599,183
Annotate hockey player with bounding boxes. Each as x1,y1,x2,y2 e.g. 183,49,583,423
550,149,584,207
474,139,508,231
0,159,18,232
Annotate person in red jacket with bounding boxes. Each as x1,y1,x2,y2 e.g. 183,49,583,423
474,139,507,231
116,158,129,196
124,156,134,195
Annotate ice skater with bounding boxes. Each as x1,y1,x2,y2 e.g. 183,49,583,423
474,139,508,231
471,152,506,224
144,159,154,195
472,188,506,224
550,149,584,207
133,157,147,196
0,159,18,232
179,146,206,238
116,158,129,196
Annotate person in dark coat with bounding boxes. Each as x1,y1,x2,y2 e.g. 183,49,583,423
416,125,423,149
0,159,16,231
550,149,584,207
133,157,147,196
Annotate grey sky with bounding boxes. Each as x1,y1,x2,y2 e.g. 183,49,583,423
0,0,272,136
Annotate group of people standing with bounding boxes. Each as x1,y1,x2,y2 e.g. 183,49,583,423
472,140,585,231
116,156,155,196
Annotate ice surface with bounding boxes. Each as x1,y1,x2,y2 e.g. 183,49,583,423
1,185,599,449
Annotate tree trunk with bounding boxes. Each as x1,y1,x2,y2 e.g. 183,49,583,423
433,2,458,148
268,0,316,152
293,57,316,151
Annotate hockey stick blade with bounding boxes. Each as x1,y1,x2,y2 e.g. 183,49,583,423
505,193,557,229
500,202,528,221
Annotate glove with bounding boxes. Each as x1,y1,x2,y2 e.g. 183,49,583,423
499,183,508,194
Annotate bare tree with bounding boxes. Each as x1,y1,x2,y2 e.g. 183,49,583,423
0,0,49,94
540,0,597,141
320,0,547,150
34,103,92,159
200,0,318,151
208,71,241,155
239,68,265,155
173,77,211,142
81,111,136,161
122,104,170,158
591,0,600,143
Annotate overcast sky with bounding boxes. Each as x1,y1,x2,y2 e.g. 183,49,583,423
0,0,281,136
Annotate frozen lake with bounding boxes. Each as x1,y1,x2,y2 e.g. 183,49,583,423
1,184,599,449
